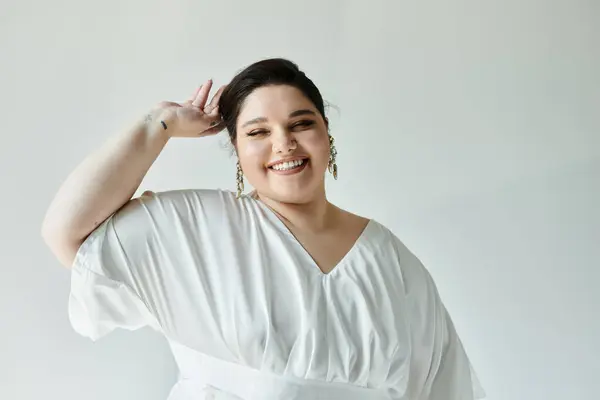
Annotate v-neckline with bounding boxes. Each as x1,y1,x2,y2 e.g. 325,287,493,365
251,196,373,277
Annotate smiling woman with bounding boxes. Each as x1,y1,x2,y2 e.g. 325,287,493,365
41,58,485,400
219,59,333,205
230,85,330,203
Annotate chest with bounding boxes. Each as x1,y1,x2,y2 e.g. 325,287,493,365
166,223,411,386
277,217,371,275
287,230,353,275
221,254,406,381
228,229,406,350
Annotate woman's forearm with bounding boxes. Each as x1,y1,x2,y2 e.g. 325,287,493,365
41,110,169,267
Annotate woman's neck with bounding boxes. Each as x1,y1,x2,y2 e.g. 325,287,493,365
255,188,338,233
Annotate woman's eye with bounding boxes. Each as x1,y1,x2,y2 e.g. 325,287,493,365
291,120,315,129
247,130,267,137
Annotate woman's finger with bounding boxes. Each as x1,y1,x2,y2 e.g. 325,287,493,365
187,85,203,103
208,106,220,118
192,79,213,108
204,85,226,114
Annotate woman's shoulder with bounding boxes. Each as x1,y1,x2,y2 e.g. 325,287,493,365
134,188,241,213
108,188,247,234
140,187,236,203
359,217,413,255
357,217,436,287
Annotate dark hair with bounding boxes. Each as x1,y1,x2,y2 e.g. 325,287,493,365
218,58,328,144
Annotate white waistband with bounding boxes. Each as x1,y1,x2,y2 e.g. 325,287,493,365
169,342,392,400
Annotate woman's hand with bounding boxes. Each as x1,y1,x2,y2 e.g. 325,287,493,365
149,79,226,138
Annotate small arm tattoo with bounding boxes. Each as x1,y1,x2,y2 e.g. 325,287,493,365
144,113,168,130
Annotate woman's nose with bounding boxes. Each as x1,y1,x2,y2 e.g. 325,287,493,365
271,130,297,154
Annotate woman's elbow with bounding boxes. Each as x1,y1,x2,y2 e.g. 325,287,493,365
41,223,82,269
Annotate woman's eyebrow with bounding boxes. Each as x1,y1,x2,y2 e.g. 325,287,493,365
289,109,316,118
241,117,268,128
241,109,316,128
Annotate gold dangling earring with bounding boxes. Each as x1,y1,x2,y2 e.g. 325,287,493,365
236,160,244,199
328,135,338,180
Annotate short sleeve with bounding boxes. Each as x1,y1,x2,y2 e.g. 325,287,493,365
68,189,234,341
69,215,160,341
405,263,486,400
68,196,162,341
423,299,486,400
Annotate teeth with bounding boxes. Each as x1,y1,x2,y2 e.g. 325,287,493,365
272,159,305,171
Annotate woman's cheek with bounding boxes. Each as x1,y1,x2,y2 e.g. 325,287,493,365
303,132,330,158
239,140,270,173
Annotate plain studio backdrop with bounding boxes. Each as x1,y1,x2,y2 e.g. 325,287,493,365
1,0,598,399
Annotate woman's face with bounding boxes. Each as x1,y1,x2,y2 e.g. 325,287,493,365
235,85,330,203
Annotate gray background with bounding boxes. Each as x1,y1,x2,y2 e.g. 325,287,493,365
2,0,598,399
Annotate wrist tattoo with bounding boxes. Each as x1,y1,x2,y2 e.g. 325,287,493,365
144,112,168,130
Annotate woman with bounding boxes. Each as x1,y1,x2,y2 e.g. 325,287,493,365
42,58,485,399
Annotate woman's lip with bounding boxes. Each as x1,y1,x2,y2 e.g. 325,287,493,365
266,156,309,169
268,159,308,175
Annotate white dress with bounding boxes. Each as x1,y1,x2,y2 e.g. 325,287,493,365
69,189,485,400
